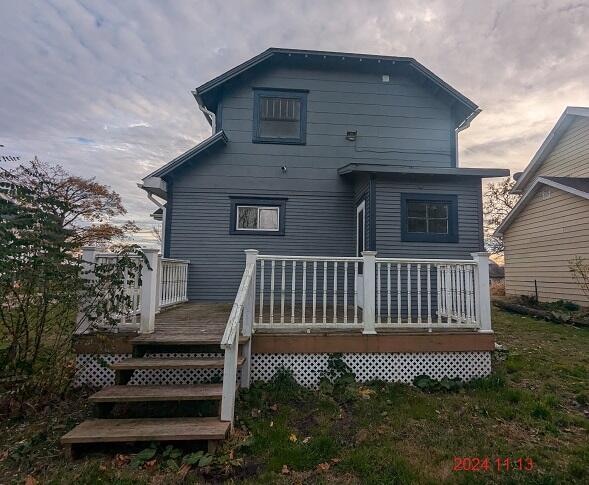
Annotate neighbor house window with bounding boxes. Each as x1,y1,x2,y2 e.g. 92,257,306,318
253,89,307,144
229,197,287,235
401,194,458,243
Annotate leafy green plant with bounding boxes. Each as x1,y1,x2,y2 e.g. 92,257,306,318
412,374,464,393
130,447,157,468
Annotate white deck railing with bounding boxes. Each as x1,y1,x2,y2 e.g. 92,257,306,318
221,249,492,424
80,247,189,332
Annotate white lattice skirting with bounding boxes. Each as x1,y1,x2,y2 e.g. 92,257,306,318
75,351,491,388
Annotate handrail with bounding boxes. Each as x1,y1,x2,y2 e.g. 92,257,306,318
258,254,362,262
221,261,255,348
376,257,477,265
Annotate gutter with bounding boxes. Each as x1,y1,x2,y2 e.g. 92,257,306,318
145,189,166,253
454,108,481,166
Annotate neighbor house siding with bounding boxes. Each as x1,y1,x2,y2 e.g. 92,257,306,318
374,176,484,259
503,186,589,305
531,117,589,183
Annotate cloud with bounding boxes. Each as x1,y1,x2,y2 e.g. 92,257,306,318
1,0,588,240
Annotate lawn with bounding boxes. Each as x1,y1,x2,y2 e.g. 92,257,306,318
1,308,588,484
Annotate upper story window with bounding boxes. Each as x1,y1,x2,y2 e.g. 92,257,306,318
253,89,307,144
229,197,287,236
401,194,458,243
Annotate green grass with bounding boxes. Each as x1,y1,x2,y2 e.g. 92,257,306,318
1,308,588,484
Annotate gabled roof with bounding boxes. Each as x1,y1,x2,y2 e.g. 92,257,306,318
144,130,228,180
495,176,589,236
193,48,479,127
338,163,509,178
512,106,589,193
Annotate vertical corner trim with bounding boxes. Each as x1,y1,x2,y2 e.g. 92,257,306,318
369,175,377,251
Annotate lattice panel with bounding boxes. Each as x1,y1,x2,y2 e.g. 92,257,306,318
251,352,491,388
75,353,225,388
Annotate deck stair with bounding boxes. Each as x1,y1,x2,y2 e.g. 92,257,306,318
61,327,248,458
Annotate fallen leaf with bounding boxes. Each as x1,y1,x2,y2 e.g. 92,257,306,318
144,458,157,470
316,462,330,472
289,433,298,443
0,450,8,462
24,476,38,485
177,463,191,479
270,404,278,411
355,428,369,444
331,457,341,464
270,421,274,427
358,387,376,399
302,436,311,444
251,408,261,418
114,454,131,467
99,463,108,471
281,464,290,475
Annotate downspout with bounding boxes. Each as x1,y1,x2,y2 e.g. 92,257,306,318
192,90,216,135
454,108,482,166
147,192,166,254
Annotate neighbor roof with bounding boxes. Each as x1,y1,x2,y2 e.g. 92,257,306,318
144,130,228,179
495,176,589,236
193,48,479,127
338,163,509,178
512,106,589,193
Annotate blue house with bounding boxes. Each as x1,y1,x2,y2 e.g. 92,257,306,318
141,47,506,301
63,49,509,454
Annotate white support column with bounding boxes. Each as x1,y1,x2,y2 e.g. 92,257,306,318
76,246,97,334
471,252,492,333
362,251,377,335
155,255,162,314
139,248,160,334
240,249,258,389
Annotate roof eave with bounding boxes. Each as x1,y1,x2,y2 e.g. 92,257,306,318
512,106,589,193
495,176,589,236
143,130,228,180
338,163,509,178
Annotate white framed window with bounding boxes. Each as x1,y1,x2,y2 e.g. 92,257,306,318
236,206,280,231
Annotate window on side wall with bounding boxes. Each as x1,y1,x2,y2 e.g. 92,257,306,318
253,89,307,144
401,194,458,243
229,197,287,235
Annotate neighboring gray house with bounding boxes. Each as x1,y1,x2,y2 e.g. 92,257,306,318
140,48,508,302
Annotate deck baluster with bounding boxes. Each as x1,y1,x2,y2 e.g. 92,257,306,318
354,261,358,324
427,264,432,325
377,263,382,324
397,263,401,324
270,260,275,324
417,264,422,324
343,262,348,324
302,261,307,324
259,260,265,324
333,261,338,323
280,260,286,324
387,263,391,324
291,261,296,324
323,262,327,324
407,263,412,324
312,261,317,324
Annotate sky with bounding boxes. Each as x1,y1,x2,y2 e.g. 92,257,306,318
1,0,588,244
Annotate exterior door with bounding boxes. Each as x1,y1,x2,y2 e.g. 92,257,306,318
356,200,365,307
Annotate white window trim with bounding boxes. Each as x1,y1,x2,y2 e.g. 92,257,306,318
236,205,280,232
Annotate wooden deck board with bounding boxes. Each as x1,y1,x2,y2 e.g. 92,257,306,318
89,384,223,403
110,357,244,370
61,417,229,444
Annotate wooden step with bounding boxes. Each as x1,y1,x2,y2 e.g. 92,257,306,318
89,384,223,403
131,332,249,346
110,356,244,371
61,417,229,456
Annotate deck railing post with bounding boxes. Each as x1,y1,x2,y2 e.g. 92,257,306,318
155,255,162,314
362,251,378,335
76,246,97,334
471,252,492,333
139,248,160,334
240,249,258,389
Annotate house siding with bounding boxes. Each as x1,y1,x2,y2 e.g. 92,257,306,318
530,117,589,184
375,176,484,259
504,186,589,305
165,63,472,301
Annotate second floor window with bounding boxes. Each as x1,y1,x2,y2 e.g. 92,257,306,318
253,89,307,144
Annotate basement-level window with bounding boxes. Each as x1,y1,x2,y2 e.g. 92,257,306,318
253,89,307,144
229,197,287,235
401,193,458,243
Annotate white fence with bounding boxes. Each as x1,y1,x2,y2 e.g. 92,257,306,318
81,247,189,332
